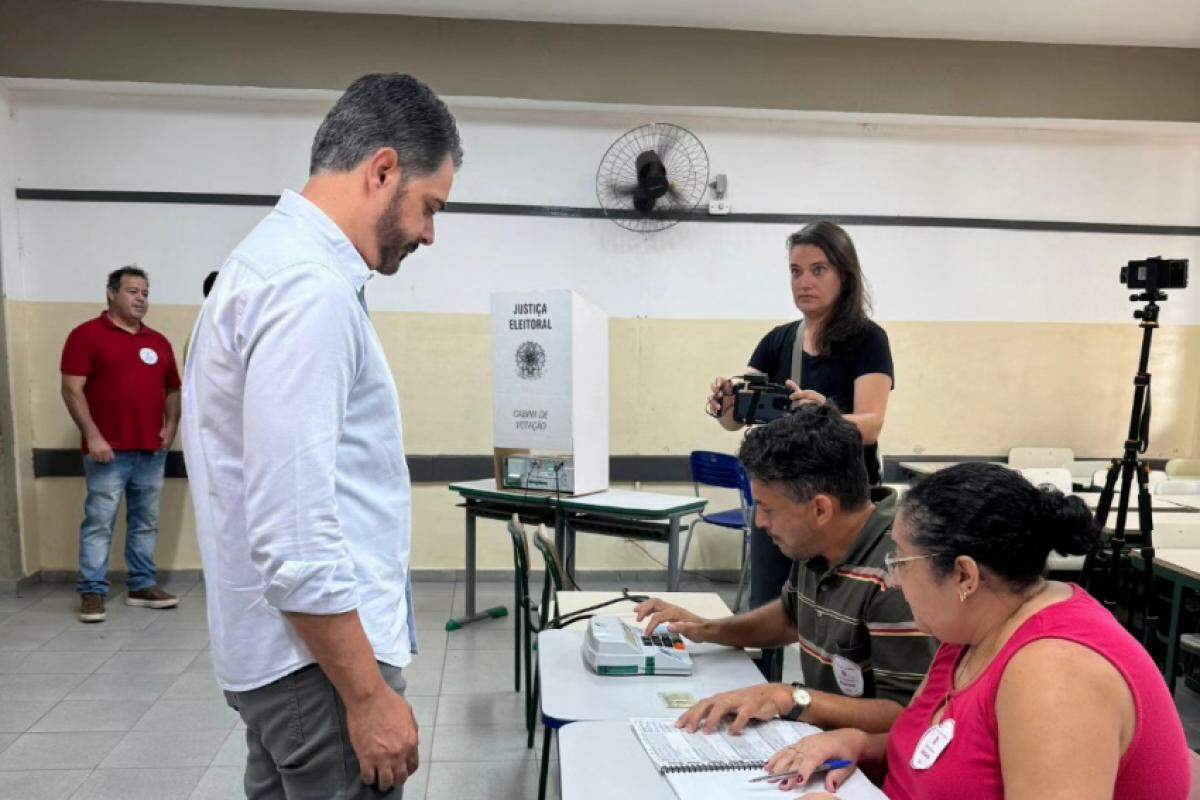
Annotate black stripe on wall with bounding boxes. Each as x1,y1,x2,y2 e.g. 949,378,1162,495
16,189,1200,237
31,449,696,483
32,450,1161,484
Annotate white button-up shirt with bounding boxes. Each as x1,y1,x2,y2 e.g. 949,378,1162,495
182,190,416,692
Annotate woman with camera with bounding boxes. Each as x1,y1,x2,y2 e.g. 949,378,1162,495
707,222,893,662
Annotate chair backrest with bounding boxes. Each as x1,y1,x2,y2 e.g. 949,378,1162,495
689,450,754,513
690,451,743,489
1008,447,1074,469
1019,467,1072,494
531,523,576,592
1156,479,1200,496
506,514,532,593
531,524,575,627
1167,458,1200,478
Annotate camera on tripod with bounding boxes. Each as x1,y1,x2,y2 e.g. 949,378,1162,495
1121,256,1188,293
731,374,795,425
1083,254,1189,637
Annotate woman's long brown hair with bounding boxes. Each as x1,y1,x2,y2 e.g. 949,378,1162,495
786,221,872,355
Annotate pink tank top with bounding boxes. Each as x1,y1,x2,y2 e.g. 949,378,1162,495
884,584,1190,800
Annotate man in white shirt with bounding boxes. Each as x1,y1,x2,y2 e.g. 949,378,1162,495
181,73,461,799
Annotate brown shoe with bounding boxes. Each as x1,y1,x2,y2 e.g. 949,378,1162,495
79,593,106,623
125,586,179,609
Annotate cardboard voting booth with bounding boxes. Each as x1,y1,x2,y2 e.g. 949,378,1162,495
491,290,609,496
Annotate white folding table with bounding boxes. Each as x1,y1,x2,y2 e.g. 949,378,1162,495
558,721,678,800
554,590,736,628
538,612,764,800
537,628,764,724
559,720,889,800
1074,492,1197,513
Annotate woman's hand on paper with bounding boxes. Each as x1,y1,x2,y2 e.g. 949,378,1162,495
764,728,866,793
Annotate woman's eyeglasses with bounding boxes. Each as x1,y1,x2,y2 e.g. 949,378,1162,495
883,551,937,578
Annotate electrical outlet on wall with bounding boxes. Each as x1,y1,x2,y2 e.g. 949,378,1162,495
707,173,730,215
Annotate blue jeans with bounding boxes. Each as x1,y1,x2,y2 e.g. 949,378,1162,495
78,450,166,597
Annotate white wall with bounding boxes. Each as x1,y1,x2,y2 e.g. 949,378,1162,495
6,81,1200,326
5,79,1200,575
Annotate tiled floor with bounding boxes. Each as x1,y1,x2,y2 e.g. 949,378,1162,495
0,575,1197,799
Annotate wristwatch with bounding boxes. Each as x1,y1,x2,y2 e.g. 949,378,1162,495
782,682,812,722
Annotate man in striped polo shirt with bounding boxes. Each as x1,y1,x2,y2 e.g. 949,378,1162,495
637,405,934,734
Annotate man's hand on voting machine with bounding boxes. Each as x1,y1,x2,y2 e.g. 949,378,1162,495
676,684,797,735
634,598,712,643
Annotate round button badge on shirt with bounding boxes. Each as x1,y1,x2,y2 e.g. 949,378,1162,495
139,347,159,365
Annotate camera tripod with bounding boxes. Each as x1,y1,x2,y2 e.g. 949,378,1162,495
1081,291,1164,648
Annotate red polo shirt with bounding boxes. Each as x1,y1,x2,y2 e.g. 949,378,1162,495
61,312,182,452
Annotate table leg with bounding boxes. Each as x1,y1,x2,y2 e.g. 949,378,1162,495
667,515,682,591
553,510,566,564
1164,580,1184,694
466,508,477,615
446,505,507,630
567,523,578,583
554,510,577,586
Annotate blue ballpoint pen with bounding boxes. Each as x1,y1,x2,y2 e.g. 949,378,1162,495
747,759,854,784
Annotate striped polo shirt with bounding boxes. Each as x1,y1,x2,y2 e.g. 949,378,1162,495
781,487,936,705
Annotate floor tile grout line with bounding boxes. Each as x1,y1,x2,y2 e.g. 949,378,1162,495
64,767,97,800
200,721,235,774
424,585,454,750
4,673,92,734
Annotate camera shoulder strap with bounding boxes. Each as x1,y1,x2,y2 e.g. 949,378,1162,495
788,319,806,388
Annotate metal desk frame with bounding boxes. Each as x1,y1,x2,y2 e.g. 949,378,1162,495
447,480,707,629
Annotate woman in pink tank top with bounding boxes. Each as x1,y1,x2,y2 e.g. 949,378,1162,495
761,463,1190,799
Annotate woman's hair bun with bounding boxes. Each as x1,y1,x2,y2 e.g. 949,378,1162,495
1032,487,1097,556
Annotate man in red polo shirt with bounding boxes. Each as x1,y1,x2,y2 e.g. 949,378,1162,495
61,266,182,623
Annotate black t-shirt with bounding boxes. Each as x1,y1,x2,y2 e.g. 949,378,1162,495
748,320,894,484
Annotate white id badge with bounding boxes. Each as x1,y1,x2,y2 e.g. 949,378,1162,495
910,719,955,770
831,655,865,697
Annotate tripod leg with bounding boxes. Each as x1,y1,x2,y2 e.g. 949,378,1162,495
1082,459,1121,593
1106,456,1137,616
1134,463,1159,650
1095,458,1121,527
1128,460,1147,633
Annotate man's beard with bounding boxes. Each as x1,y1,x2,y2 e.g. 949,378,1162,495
374,187,420,275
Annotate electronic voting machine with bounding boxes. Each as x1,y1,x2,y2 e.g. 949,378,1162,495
582,617,694,676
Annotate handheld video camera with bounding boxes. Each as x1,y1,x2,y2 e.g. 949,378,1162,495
730,374,794,425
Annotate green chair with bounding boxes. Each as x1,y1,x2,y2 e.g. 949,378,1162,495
529,522,578,800
505,515,537,713
508,515,586,799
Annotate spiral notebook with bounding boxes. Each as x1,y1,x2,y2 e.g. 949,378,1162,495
629,718,889,799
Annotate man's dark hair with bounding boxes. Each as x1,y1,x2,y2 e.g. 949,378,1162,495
202,271,218,298
737,404,870,509
309,73,463,177
900,463,1097,591
106,265,149,294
